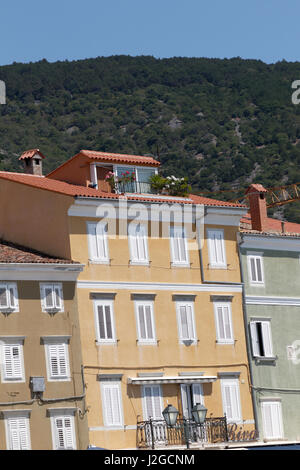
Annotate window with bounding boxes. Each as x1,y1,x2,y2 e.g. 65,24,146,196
101,382,123,427
214,302,234,344
0,282,19,312
51,414,76,449
44,338,70,381
181,383,204,419
1,339,25,382
220,377,242,423
207,229,227,268
142,385,163,420
170,226,189,266
250,320,274,358
94,299,116,343
247,253,264,285
128,223,149,265
261,400,284,440
87,221,109,263
40,283,64,312
176,301,197,344
135,300,156,344
5,412,31,450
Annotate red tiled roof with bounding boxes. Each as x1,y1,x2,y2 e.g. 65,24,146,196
240,213,300,235
0,171,248,208
19,149,46,160
245,183,268,194
0,239,78,264
79,150,160,166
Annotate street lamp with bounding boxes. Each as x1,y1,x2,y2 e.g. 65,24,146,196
162,404,179,427
191,403,207,425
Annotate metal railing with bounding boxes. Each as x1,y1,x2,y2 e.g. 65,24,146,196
116,181,154,194
136,417,229,449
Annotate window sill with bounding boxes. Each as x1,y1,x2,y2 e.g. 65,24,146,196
88,259,111,265
208,264,228,270
129,260,150,267
95,340,118,346
216,340,235,345
171,262,191,268
254,356,277,364
136,340,158,346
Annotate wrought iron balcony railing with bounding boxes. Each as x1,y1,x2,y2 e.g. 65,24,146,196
116,181,154,194
136,417,229,449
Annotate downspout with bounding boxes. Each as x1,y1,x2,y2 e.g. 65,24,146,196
237,232,259,439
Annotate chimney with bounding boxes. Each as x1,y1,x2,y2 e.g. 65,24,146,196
245,184,268,232
19,149,45,176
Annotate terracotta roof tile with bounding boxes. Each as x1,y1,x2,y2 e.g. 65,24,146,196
240,213,300,235
189,193,246,208
79,150,160,166
0,239,78,264
19,149,46,160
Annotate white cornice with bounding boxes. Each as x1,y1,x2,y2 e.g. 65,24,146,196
240,234,300,251
77,280,242,293
0,263,84,281
246,295,300,306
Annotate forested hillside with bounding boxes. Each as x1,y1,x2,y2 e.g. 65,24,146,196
1,55,300,220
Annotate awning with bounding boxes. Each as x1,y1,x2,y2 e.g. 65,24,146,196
127,375,217,385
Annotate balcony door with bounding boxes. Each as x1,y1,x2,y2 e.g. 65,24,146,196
180,383,204,419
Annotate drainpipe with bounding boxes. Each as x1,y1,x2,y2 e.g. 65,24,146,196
237,233,259,439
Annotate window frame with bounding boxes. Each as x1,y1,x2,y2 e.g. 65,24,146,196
44,337,71,382
207,228,227,269
260,399,284,440
247,251,265,286
170,225,190,267
128,222,149,266
49,411,77,450
142,384,163,421
93,298,117,344
86,221,110,264
134,299,157,345
4,411,31,450
100,380,124,428
213,301,235,344
220,377,242,424
250,319,274,359
175,300,197,345
0,337,25,383
0,282,19,312
40,283,64,313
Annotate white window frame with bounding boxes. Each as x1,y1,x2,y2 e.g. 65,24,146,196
128,222,149,265
260,399,284,440
213,302,234,344
181,383,204,419
87,221,110,264
247,251,264,286
142,384,163,421
0,337,25,383
0,282,19,312
250,319,274,359
175,300,197,344
100,381,124,428
134,300,157,345
43,337,71,382
207,228,227,269
93,299,117,344
49,410,77,450
4,411,31,450
170,225,190,267
40,283,64,313
220,377,242,424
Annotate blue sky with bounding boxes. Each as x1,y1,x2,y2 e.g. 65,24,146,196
0,0,299,66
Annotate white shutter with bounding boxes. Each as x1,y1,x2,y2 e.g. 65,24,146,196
192,383,204,406
248,254,264,284
261,401,283,439
54,416,75,449
97,303,114,341
180,384,191,419
250,322,260,357
261,321,273,357
221,379,242,423
102,383,122,426
129,224,148,263
170,227,188,264
215,303,233,343
48,343,69,379
8,416,30,450
207,229,226,267
138,305,147,339
53,285,62,310
44,286,54,308
3,344,23,380
144,385,162,420
0,285,9,308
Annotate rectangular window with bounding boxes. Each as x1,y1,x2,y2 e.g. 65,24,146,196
247,253,264,285
1,340,25,382
143,385,163,420
128,223,149,265
214,302,234,344
135,301,156,344
261,400,284,440
220,377,242,423
170,226,189,266
101,382,123,427
181,383,204,419
87,221,109,263
45,340,70,381
40,283,64,312
207,229,227,268
176,301,197,344
5,413,31,450
94,299,116,343
250,320,274,358
52,415,76,449
0,282,19,312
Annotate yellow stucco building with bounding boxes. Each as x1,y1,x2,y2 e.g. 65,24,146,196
0,149,255,449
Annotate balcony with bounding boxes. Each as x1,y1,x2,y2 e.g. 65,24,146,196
136,417,258,449
115,180,154,195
